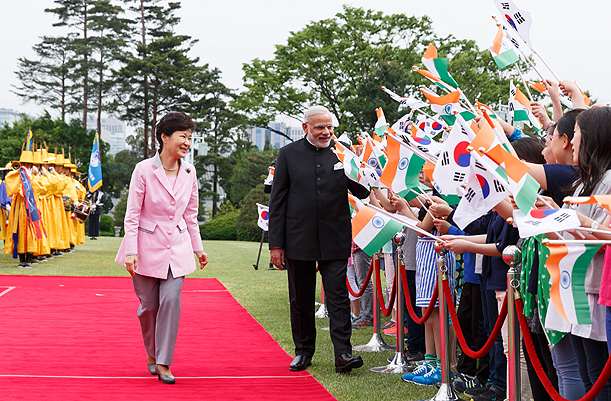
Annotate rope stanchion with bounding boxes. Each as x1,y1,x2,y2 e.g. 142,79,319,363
371,232,411,373
400,266,438,325
346,258,374,298
517,299,611,401
442,280,508,359
354,254,394,352
375,261,396,317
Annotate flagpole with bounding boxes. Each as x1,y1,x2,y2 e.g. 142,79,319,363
492,16,546,82
542,239,611,245
415,195,436,220
532,49,561,83
366,204,447,244
513,65,534,102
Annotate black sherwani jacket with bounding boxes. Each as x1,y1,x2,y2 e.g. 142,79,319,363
268,138,370,261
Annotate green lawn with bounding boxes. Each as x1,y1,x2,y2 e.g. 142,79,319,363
0,237,439,401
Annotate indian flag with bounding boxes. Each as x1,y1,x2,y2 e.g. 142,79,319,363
485,144,540,213
421,89,461,116
545,242,602,324
348,193,366,218
490,26,520,70
475,101,498,118
421,44,459,89
510,80,541,129
352,206,403,256
529,82,573,109
565,195,611,214
332,141,360,182
412,67,454,92
374,108,387,137
380,134,425,198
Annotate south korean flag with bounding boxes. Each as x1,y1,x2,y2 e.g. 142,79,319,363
453,153,510,230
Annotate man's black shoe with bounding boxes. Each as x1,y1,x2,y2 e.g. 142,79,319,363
335,354,363,373
289,355,312,371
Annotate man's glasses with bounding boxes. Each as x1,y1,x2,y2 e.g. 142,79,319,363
308,124,334,132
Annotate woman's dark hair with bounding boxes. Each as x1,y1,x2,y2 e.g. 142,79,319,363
554,108,584,140
156,112,195,152
512,137,546,164
571,107,611,196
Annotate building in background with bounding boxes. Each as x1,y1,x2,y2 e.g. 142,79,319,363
86,115,127,155
0,108,32,126
247,122,304,150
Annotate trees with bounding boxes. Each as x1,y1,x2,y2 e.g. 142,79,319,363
12,35,77,122
238,6,521,135
113,0,200,159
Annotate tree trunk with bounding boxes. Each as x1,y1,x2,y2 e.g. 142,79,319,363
140,0,150,159
96,40,104,136
82,0,88,129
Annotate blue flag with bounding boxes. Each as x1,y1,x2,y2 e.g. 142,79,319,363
88,133,103,192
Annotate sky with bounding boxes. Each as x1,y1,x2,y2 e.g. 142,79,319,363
2,0,610,123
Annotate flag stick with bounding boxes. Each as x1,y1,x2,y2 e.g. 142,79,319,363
367,204,447,244
492,16,546,82
415,195,435,220
514,64,534,102
569,226,611,236
412,187,434,204
543,239,611,245
532,49,561,83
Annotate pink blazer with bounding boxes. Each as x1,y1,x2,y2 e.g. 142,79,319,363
115,153,204,279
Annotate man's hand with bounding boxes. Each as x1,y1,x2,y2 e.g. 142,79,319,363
271,248,285,270
125,254,137,277
196,251,209,269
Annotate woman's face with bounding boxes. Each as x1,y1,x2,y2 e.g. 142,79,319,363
418,169,433,188
542,133,557,164
571,123,582,164
162,129,192,159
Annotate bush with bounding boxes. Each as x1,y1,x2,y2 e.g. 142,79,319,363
236,183,269,242
99,214,115,236
113,191,128,229
199,210,238,240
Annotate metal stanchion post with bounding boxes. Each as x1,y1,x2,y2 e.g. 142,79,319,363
315,285,328,318
503,245,522,401
371,232,411,373
354,252,393,352
422,245,459,401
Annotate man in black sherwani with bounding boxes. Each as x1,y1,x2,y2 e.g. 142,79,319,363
268,105,370,373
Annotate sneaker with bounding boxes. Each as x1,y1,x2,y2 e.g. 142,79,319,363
454,373,482,393
465,381,493,398
384,324,408,336
350,313,359,323
470,384,505,401
401,363,432,383
352,317,373,329
411,367,442,386
381,320,395,330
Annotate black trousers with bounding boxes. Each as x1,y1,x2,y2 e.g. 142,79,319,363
457,282,490,382
286,258,352,359
89,213,101,237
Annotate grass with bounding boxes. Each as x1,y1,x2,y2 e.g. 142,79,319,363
0,238,439,401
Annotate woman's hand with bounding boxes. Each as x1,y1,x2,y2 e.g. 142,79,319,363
442,238,472,254
433,218,451,234
196,251,209,269
125,254,138,277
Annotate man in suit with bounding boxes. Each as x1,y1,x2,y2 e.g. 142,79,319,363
269,105,370,373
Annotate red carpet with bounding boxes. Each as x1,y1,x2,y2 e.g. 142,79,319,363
0,276,336,400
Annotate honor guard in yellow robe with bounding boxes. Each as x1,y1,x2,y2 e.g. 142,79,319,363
4,149,39,267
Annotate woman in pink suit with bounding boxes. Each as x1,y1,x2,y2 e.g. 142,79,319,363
116,112,208,384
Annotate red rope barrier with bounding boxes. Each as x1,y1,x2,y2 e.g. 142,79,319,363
375,259,396,317
346,258,374,298
443,280,508,359
400,265,438,325
517,298,611,401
